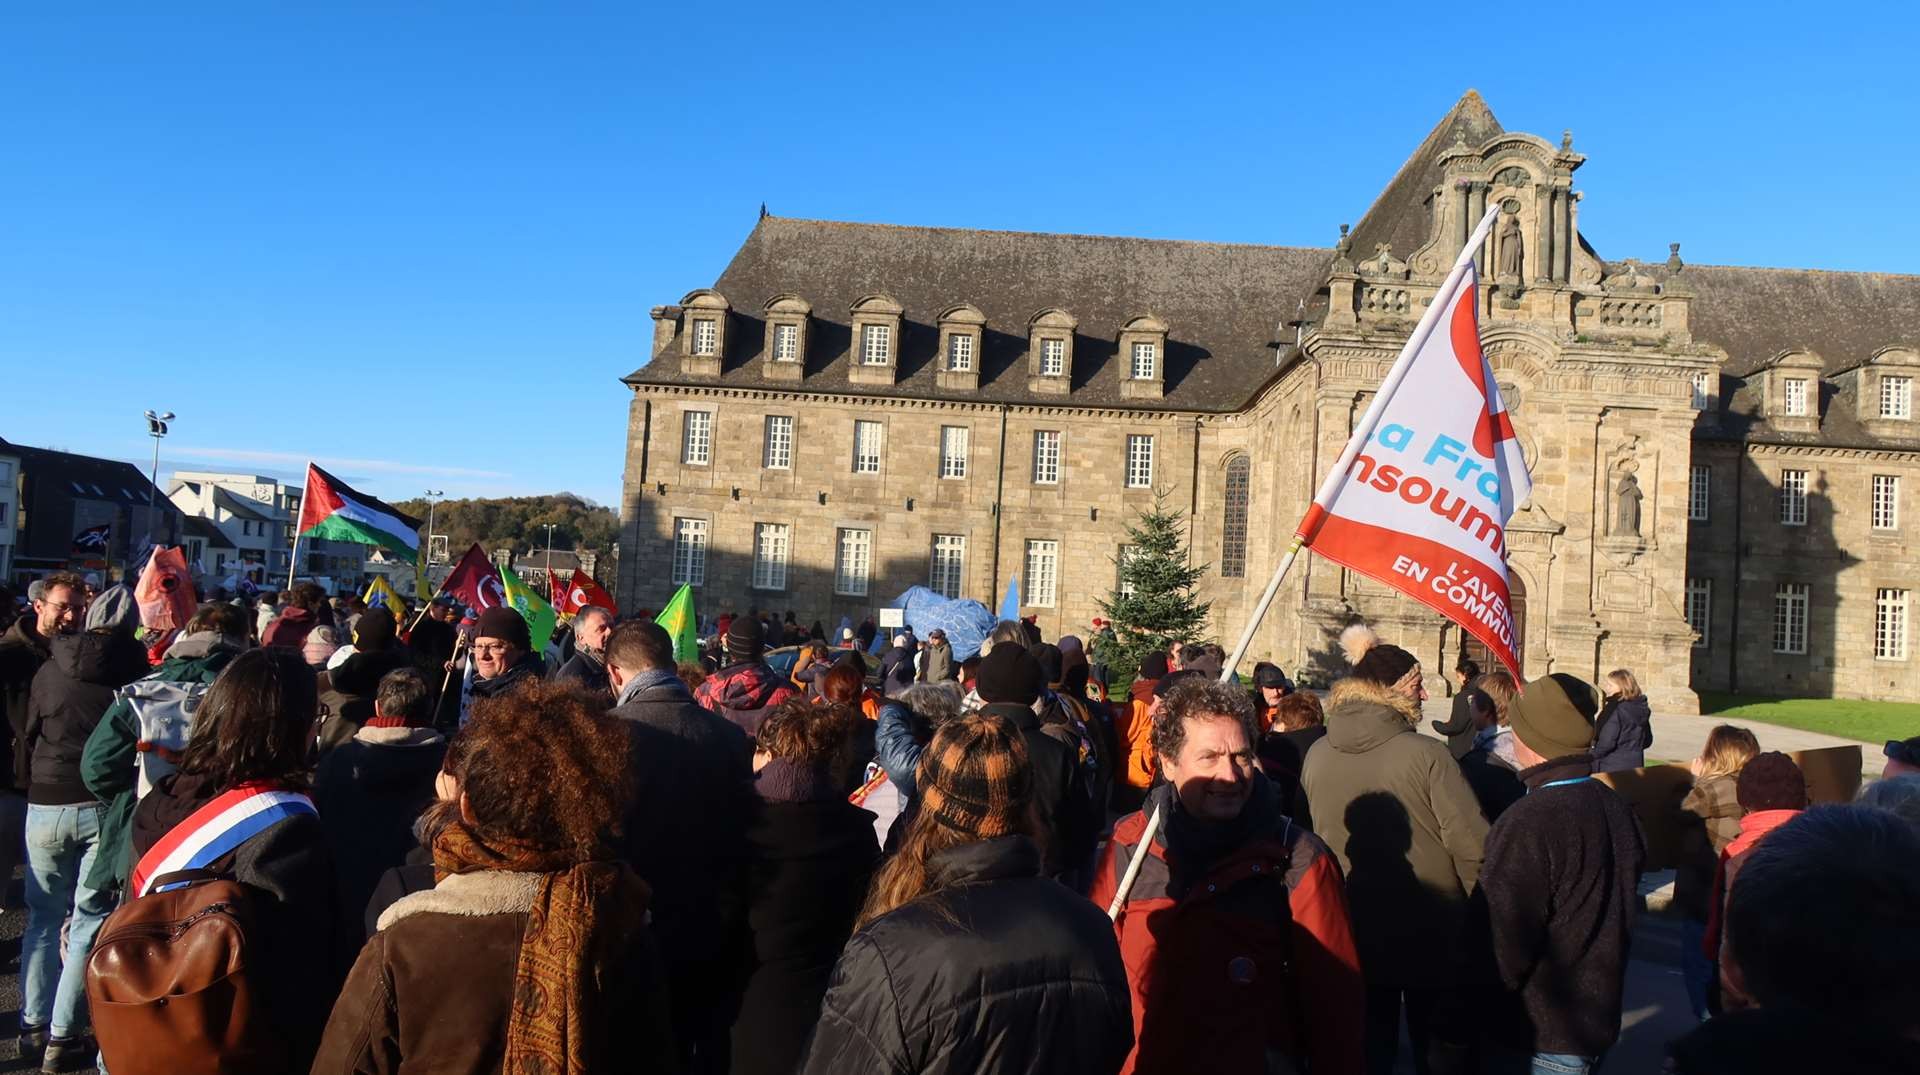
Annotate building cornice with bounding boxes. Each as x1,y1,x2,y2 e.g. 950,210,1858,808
1740,440,1920,463
628,381,1203,423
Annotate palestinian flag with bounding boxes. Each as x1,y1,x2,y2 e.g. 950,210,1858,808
296,463,423,563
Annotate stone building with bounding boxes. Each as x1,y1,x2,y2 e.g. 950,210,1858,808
619,91,1918,709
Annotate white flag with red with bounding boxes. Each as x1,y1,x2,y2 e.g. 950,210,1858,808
1297,207,1531,679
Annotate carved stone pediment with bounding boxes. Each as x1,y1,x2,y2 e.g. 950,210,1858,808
1357,243,1408,279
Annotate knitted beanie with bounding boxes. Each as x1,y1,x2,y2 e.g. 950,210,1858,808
1737,752,1808,812
475,606,531,651
976,642,1045,705
725,616,765,661
1138,651,1170,682
354,607,396,650
915,714,1033,838
1028,643,1065,688
1350,644,1419,688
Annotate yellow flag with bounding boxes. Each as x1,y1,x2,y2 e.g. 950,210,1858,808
363,576,404,624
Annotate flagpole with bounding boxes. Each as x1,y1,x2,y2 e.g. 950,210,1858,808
1218,205,1502,685
286,532,301,592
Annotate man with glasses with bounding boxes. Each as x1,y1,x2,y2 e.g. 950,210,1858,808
0,573,87,910
466,606,545,706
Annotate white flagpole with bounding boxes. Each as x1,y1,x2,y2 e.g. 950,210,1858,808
1115,207,1504,923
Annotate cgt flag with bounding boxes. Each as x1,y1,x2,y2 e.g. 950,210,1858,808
552,570,616,617
1297,206,1532,679
442,544,507,614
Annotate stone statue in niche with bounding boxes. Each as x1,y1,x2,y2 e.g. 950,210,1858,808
1497,211,1524,281
1613,470,1644,538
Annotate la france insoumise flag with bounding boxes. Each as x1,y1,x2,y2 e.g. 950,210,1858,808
1297,206,1532,679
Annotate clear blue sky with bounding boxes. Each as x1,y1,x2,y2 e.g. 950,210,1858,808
4,4,1914,508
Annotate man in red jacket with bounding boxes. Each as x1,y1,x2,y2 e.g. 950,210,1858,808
1092,677,1365,1075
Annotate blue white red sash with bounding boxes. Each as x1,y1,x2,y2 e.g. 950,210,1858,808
131,782,317,897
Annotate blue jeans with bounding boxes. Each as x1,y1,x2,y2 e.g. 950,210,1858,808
1531,1054,1600,1074
23,803,114,1038
1678,917,1714,1021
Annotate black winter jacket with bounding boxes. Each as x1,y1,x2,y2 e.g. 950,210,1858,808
131,770,346,1070
26,629,147,805
798,835,1134,1075
731,788,880,1075
467,650,546,702
977,702,1097,882
1591,694,1653,772
1471,755,1645,1058
1430,689,1479,760
312,726,447,940
609,674,755,1045
0,616,52,793
316,644,414,754
551,649,612,697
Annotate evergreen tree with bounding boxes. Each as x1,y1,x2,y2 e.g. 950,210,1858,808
1096,489,1211,678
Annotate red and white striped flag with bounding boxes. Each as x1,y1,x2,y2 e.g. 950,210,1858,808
1298,207,1531,679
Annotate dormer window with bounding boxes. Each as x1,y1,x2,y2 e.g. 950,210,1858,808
848,294,904,386
861,324,892,365
1118,315,1168,400
760,294,811,383
1026,308,1076,395
935,303,986,392
1783,378,1809,417
1883,375,1913,419
677,289,731,376
1041,338,1066,376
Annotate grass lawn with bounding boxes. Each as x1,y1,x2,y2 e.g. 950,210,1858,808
1696,691,1920,745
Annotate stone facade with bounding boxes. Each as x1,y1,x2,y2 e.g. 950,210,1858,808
619,92,1919,708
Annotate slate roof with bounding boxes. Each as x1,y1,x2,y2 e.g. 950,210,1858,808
212,487,274,522
625,218,1332,412
0,440,167,507
626,92,1920,449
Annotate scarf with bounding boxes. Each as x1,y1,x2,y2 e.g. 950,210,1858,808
615,666,680,707
432,822,650,1075
1160,773,1279,899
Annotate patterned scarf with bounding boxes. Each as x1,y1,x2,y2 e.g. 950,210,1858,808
432,820,651,1075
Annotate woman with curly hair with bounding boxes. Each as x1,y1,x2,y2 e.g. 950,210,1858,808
733,699,882,1075
312,679,674,1074
799,714,1133,1074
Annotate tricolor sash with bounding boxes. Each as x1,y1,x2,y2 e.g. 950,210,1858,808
131,782,318,897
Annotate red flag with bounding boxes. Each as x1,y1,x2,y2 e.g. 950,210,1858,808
1296,206,1531,680
442,544,507,613
135,546,198,631
558,570,616,616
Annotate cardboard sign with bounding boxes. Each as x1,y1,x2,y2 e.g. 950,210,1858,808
1593,764,1697,873
1790,745,1863,805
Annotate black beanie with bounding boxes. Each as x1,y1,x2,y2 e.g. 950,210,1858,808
977,642,1045,705
354,607,397,650
1351,644,1419,687
1138,652,1170,681
1737,752,1808,812
1029,643,1065,688
726,616,765,661
475,607,531,651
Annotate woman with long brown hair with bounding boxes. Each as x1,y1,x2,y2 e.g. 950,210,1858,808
1675,723,1762,1021
313,679,674,1073
122,646,340,1071
799,713,1133,1074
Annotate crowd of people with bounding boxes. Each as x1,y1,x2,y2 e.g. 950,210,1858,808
0,572,1914,1074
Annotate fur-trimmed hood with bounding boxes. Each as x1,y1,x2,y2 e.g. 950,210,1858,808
377,869,541,932
1323,677,1423,755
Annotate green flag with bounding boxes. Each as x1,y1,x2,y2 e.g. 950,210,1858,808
498,562,558,654
655,583,698,664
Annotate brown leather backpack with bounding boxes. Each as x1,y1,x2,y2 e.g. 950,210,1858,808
85,869,289,1075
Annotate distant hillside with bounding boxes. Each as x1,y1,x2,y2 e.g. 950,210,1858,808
393,494,620,562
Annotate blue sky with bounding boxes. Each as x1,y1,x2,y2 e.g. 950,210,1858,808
4,4,1914,508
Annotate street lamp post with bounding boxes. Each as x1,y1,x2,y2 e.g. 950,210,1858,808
542,523,558,590
143,410,175,562
423,489,443,563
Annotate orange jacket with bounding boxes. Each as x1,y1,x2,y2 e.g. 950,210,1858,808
1122,683,1157,791
1091,783,1365,1075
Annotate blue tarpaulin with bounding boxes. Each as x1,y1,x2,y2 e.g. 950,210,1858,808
886,586,996,662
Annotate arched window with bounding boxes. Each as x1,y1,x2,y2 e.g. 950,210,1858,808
1221,455,1250,578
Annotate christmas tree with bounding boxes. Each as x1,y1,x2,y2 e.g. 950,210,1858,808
1096,489,1211,680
